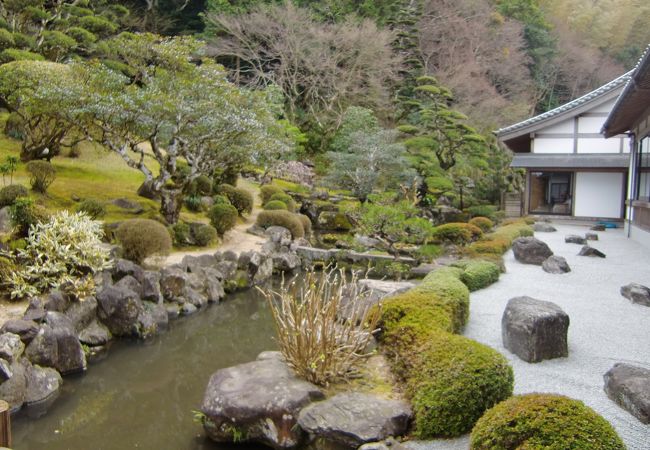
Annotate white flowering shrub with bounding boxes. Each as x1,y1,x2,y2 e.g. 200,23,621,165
10,211,112,299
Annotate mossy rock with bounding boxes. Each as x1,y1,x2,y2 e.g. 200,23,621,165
470,394,625,449
224,270,251,293
317,211,352,231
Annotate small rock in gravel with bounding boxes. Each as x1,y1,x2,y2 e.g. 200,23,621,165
565,235,587,245
620,283,650,307
578,245,606,258
590,224,606,231
585,232,599,241
533,223,557,232
542,256,570,274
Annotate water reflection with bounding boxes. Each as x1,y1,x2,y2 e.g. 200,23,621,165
13,288,277,450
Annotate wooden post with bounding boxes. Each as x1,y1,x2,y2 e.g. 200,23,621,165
0,400,11,448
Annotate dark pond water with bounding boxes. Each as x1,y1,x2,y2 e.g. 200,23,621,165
12,287,278,450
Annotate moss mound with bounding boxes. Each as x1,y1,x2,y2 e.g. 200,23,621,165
256,210,305,239
453,260,501,291
470,394,625,450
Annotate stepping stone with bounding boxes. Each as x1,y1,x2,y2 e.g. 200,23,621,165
533,223,557,232
604,363,650,424
591,224,606,231
578,245,606,258
502,296,569,363
565,235,587,244
542,256,570,274
620,283,650,307
512,237,553,265
297,393,412,448
585,232,599,241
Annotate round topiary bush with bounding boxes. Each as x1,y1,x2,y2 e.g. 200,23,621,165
171,221,191,246
296,213,312,235
116,219,172,264
26,160,56,193
75,198,106,219
409,332,514,438
216,184,253,215
192,223,218,247
192,174,213,196
260,184,283,204
470,394,626,450
256,210,304,239
208,203,238,235
0,184,28,207
432,222,482,244
212,194,230,205
268,192,296,212
469,216,494,233
264,200,288,211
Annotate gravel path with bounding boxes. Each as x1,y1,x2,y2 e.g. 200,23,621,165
406,223,650,450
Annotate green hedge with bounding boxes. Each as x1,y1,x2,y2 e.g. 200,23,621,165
453,260,501,292
468,216,494,233
432,222,483,244
263,200,288,210
378,266,513,438
468,220,533,255
470,394,625,449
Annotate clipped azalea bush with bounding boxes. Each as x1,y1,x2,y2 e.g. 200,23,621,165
453,260,501,291
260,184,283,204
432,222,482,244
215,184,253,215
468,220,533,255
470,394,625,450
75,198,106,219
256,210,305,239
263,200,288,210
9,210,111,299
116,218,172,264
208,203,238,235
0,184,28,207
296,213,312,235
268,192,296,212
469,216,494,233
378,266,513,439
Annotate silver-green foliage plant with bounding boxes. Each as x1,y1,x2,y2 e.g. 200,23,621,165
10,210,111,299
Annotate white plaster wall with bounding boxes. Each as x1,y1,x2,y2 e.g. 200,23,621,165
574,172,624,218
592,97,617,113
534,138,573,153
577,138,622,153
540,120,574,134
578,116,606,133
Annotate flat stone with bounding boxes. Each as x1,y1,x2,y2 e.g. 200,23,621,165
578,245,606,258
502,296,569,363
533,223,557,232
620,283,650,307
565,234,587,245
201,352,324,449
512,237,553,265
78,320,112,346
585,232,599,241
297,393,412,447
542,255,571,274
0,320,39,344
409,264,437,278
604,363,650,424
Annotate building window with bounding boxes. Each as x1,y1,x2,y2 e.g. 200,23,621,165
529,171,573,215
636,135,650,201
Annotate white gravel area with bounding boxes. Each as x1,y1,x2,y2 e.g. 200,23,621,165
405,223,650,450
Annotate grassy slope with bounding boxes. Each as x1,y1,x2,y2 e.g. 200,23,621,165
0,113,204,224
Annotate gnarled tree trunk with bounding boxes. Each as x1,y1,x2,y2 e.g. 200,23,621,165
160,187,184,224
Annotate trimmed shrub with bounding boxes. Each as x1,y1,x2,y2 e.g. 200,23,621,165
171,221,191,246
0,184,28,207
468,221,534,256
296,213,312,235
466,205,498,220
212,194,230,205
470,394,625,450
116,219,172,264
432,222,482,244
260,184,283,204
264,200,288,210
26,160,56,193
9,197,49,237
184,195,203,212
269,192,296,212
190,175,212,196
256,210,305,239
469,216,494,233
0,48,45,63
191,223,218,247
453,260,501,292
75,198,106,219
216,184,254,215
208,203,238,235
378,265,513,439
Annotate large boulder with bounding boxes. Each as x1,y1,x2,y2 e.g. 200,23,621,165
114,275,143,298
265,226,293,246
64,297,98,333
24,363,62,408
620,283,650,307
512,237,553,265
578,245,606,258
297,393,412,448
604,363,650,424
96,285,146,337
25,326,58,369
0,358,28,412
141,271,162,303
159,267,190,302
0,332,25,363
44,312,86,374
541,256,571,274
112,258,145,283
201,351,324,449
272,252,302,273
0,320,39,345
78,320,112,347
502,296,569,363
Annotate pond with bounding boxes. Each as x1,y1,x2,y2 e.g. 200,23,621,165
12,287,278,450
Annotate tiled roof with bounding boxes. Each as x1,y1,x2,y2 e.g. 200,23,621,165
497,71,632,137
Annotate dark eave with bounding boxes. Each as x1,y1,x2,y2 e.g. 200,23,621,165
511,153,629,169
496,72,631,147
603,44,650,137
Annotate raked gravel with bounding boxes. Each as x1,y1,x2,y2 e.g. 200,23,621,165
404,223,650,450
